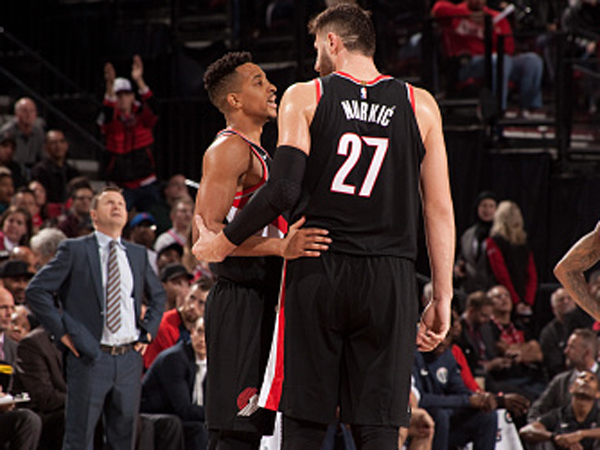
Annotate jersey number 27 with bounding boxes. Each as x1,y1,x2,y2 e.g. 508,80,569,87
331,133,389,198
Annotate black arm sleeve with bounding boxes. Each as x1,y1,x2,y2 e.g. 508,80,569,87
223,145,307,246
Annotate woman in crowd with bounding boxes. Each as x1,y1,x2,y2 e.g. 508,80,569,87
0,206,32,252
486,201,537,317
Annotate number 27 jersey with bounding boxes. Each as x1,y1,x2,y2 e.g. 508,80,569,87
294,72,426,260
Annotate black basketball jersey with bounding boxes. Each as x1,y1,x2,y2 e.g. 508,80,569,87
293,72,426,259
208,128,287,288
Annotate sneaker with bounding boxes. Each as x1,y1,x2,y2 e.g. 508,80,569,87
521,109,547,120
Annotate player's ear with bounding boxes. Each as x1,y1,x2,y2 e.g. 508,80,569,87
226,93,241,110
328,32,341,54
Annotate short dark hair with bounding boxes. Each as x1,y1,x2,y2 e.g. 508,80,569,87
204,52,252,112
466,291,493,311
193,275,214,293
67,176,93,199
308,4,376,57
91,186,122,210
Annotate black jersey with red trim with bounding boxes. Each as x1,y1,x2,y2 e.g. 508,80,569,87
209,128,288,288
292,72,426,259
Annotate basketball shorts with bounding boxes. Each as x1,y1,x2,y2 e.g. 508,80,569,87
262,252,418,428
205,278,278,435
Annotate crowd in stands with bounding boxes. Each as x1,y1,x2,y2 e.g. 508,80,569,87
2,1,600,448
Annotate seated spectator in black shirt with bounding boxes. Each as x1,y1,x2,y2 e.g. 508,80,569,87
520,370,600,449
142,317,208,450
56,182,94,238
0,97,45,168
0,131,27,189
31,130,80,204
528,328,600,423
539,287,578,379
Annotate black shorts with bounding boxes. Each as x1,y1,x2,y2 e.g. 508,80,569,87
263,253,418,428
205,278,278,435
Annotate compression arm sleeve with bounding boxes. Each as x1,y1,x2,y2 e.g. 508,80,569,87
223,145,307,246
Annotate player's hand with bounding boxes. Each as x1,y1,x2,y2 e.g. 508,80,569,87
554,431,583,447
416,298,450,351
104,62,116,85
192,215,235,263
282,216,331,260
134,342,148,355
0,387,14,413
503,393,530,417
131,55,144,82
60,333,80,358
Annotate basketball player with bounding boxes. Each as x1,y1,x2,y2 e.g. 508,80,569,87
555,222,600,320
195,52,330,450
193,6,455,449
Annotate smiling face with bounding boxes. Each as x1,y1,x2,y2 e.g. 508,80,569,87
488,285,513,315
3,211,27,244
232,63,277,122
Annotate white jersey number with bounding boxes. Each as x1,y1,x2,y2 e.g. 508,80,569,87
330,133,389,197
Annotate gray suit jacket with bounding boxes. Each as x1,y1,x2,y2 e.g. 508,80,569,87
26,234,166,363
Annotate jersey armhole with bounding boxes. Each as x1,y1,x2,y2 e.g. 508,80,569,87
406,83,416,113
315,79,323,105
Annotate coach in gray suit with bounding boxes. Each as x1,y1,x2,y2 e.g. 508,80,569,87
26,186,166,450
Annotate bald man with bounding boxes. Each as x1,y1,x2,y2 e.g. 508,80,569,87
0,98,45,167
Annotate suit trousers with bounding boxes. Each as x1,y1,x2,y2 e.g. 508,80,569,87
64,349,143,450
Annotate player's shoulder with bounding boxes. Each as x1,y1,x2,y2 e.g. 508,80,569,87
205,131,252,163
411,86,441,123
282,80,318,106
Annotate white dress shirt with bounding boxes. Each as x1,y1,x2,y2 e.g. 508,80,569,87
96,231,138,346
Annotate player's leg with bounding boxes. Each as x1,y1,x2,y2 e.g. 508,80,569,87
340,256,418,450
282,415,328,450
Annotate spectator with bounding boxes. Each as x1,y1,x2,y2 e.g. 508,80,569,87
8,305,30,343
28,180,50,220
0,288,16,364
12,188,42,233
0,206,32,253
528,328,600,423
11,326,67,450
0,260,35,305
412,339,498,450
539,287,578,379
29,228,67,270
99,55,160,211
487,284,545,399
157,242,184,272
0,131,27,189
0,97,45,168
431,0,544,116
144,277,213,369
148,174,192,235
455,191,498,295
160,263,193,311
458,291,500,377
129,212,158,274
30,130,80,204
154,198,193,254
0,391,42,450
141,317,208,450
520,370,600,448
10,246,37,274
0,168,15,216
56,183,94,238
486,200,537,318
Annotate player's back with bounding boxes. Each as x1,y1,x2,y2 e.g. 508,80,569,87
295,72,425,260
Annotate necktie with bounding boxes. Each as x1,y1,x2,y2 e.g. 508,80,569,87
106,240,122,333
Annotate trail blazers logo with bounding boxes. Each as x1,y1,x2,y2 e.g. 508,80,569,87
237,387,259,417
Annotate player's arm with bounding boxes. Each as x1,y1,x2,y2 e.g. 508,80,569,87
519,422,553,443
554,223,600,320
193,82,319,262
413,87,455,351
